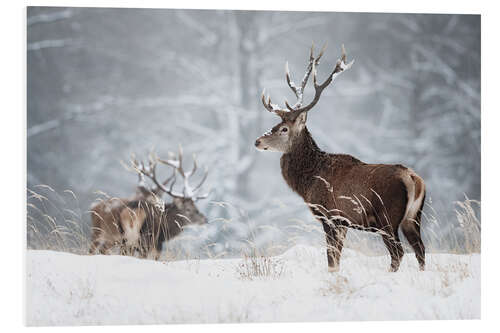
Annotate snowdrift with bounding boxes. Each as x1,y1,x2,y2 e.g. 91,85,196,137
26,246,480,325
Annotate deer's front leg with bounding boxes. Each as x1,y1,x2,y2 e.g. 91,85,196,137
321,221,347,272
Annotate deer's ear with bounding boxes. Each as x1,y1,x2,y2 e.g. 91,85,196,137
295,112,307,127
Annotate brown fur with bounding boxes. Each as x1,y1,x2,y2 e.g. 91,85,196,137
89,195,207,260
137,198,207,260
89,197,139,255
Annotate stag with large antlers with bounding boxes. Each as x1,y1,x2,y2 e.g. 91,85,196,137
130,148,208,260
89,150,208,259
255,44,426,272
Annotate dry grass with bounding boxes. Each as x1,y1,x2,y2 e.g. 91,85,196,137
454,196,481,253
27,185,90,254
27,185,481,265
235,250,286,280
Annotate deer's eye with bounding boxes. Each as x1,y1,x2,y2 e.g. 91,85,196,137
281,127,288,133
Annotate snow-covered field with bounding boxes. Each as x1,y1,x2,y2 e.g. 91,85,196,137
26,246,480,326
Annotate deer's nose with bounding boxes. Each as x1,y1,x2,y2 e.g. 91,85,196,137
255,139,261,147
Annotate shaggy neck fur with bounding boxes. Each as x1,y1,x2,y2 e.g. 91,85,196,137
280,127,326,198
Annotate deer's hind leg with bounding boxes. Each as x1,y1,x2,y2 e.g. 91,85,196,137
401,194,426,271
401,221,425,271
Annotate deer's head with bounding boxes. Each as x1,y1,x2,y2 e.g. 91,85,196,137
255,44,354,153
171,197,207,225
130,148,209,225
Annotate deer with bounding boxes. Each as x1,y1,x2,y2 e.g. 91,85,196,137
130,149,209,260
89,153,173,256
254,44,426,272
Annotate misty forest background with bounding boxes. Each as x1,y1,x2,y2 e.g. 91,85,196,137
27,7,480,257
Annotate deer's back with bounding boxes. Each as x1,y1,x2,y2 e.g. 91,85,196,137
309,154,420,228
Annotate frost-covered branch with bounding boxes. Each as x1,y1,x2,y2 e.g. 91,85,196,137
28,39,73,51
27,9,73,26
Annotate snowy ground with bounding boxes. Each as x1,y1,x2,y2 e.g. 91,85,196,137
26,245,480,326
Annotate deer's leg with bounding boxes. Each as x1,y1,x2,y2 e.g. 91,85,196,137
321,221,347,272
381,232,404,272
99,241,113,255
152,240,164,261
89,239,100,254
89,228,102,254
90,234,112,255
401,211,425,271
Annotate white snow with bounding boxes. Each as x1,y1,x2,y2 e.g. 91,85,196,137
26,245,480,326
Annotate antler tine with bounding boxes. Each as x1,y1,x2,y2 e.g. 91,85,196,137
167,169,180,197
284,42,328,111
261,92,274,113
284,99,294,111
137,169,145,184
261,91,288,118
172,147,190,197
130,153,140,170
317,42,327,61
157,157,178,169
147,151,157,176
302,43,326,88
188,154,198,178
192,167,208,196
135,165,151,197
154,152,182,199
340,43,347,63
292,44,354,114
260,43,351,118
129,156,156,197
153,166,175,196
148,150,156,165
315,43,351,91
285,62,299,99
153,166,183,199
129,152,185,199
177,146,185,178
155,148,202,199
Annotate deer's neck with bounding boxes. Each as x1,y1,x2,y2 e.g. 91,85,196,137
280,127,325,198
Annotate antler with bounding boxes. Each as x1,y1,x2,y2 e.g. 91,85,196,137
135,170,151,197
291,44,354,113
157,147,209,201
284,42,326,110
130,151,181,199
261,43,354,120
261,93,288,119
